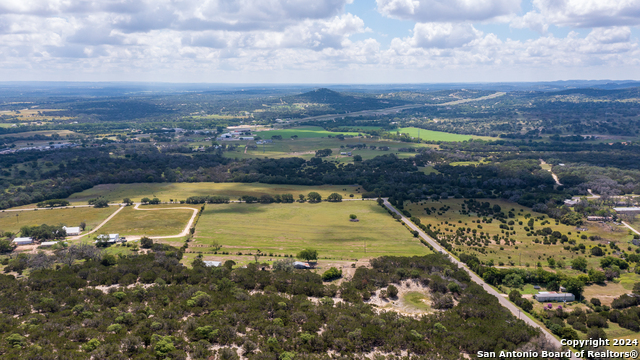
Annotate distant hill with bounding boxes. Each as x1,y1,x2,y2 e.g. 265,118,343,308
547,87,640,99
286,88,409,113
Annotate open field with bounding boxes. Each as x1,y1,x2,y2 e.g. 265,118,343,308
224,137,435,161
405,198,637,271
0,130,80,138
396,127,497,142
98,205,195,237
256,126,361,139
193,201,431,260
0,206,115,234
65,183,361,205
0,109,73,122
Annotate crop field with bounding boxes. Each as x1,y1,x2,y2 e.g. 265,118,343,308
396,127,496,142
66,182,361,205
405,198,637,271
0,206,115,234
98,205,194,237
223,137,434,161
193,201,431,260
256,126,361,139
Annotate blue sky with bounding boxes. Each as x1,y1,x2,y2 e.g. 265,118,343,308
0,0,639,83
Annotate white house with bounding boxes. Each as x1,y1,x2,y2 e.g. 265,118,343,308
63,226,81,236
12,237,33,245
95,234,121,244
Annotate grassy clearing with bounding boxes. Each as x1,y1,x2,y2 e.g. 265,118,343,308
0,207,115,234
98,205,194,237
257,126,360,139
405,198,636,271
65,183,361,205
396,127,496,142
403,291,431,312
194,201,431,260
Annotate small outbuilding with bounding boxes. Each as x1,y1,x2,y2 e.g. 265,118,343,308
534,291,575,302
12,237,33,245
293,261,311,269
63,226,81,236
40,241,58,247
203,261,222,267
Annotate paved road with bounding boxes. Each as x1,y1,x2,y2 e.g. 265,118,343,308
382,199,579,358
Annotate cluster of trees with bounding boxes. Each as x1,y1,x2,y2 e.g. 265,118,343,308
19,224,66,241
36,199,70,208
0,246,544,359
185,195,230,204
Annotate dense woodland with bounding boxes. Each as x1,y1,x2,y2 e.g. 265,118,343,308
0,244,544,359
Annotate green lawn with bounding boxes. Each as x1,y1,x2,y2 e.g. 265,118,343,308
256,126,360,139
65,183,361,205
98,205,194,237
403,291,431,312
0,207,116,234
194,201,431,260
396,127,496,142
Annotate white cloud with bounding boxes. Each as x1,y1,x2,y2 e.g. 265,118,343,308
410,23,481,49
376,0,521,22
512,0,640,33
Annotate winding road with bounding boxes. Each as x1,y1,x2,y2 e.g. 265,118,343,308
382,198,578,358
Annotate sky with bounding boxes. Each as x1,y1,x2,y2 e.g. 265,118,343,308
1,0,640,83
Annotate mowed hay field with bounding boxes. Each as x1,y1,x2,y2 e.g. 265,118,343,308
194,201,430,260
405,198,637,271
98,205,195,237
396,127,496,142
66,183,361,205
0,207,115,233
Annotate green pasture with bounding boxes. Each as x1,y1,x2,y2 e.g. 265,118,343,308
224,137,434,161
403,292,431,312
0,207,115,234
406,198,636,272
98,205,194,237
396,127,496,142
65,183,361,205
194,201,431,260
257,126,360,139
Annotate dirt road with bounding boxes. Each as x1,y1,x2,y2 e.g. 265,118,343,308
382,198,578,358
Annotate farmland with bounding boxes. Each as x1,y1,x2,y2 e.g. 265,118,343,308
405,198,637,271
0,206,115,233
98,205,195,237
224,136,434,161
396,127,496,142
193,201,430,260
66,183,361,205
256,126,360,139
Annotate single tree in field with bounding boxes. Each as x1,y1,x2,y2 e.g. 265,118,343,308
307,192,322,203
141,197,151,205
140,236,153,249
123,198,133,206
298,194,306,202
327,193,342,202
349,214,357,220
79,222,86,231
297,249,318,262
